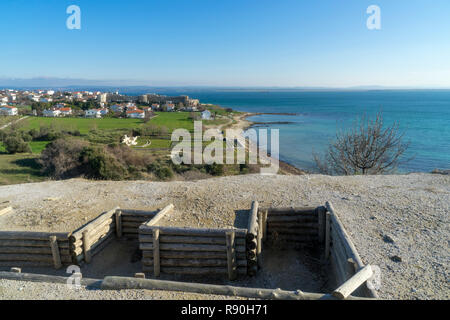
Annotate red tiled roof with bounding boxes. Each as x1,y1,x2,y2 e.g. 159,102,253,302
126,109,144,114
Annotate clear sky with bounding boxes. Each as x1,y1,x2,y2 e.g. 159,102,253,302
1,0,449,87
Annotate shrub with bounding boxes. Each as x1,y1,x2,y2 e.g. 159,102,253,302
79,147,127,180
205,163,224,176
39,138,89,178
3,136,32,154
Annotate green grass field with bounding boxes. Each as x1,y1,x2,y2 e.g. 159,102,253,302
0,154,45,186
151,112,195,132
23,117,144,135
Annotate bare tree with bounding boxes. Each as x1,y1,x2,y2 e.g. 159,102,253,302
313,112,410,175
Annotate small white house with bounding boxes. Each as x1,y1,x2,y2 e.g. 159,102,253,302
99,108,109,116
201,110,212,120
85,109,102,118
126,109,145,119
43,109,61,117
0,106,18,116
59,107,72,117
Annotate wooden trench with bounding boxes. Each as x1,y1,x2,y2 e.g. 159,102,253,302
0,201,378,299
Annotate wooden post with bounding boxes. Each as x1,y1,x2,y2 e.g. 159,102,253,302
82,230,91,263
346,258,358,280
318,206,325,243
153,228,160,277
325,212,331,259
262,209,268,242
226,231,237,280
146,204,174,227
49,236,62,269
256,211,263,269
115,209,122,238
332,265,373,299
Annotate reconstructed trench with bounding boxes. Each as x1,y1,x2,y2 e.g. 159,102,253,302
0,201,378,299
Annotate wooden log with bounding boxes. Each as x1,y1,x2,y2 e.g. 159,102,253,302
122,221,143,228
88,224,115,245
331,249,346,286
331,227,350,264
90,229,114,252
70,207,119,241
139,235,246,246
142,258,247,268
266,228,318,235
246,238,257,250
0,206,13,217
318,206,325,243
142,251,246,260
332,265,373,299
268,234,318,243
140,243,246,253
82,230,91,264
101,276,374,300
120,209,157,217
0,261,53,267
262,209,268,242
145,204,174,227
153,228,160,277
122,228,139,235
49,236,62,270
256,211,263,269
246,250,256,260
326,202,364,267
0,254,72,263
0,239,69,248
0,232,69,241
122,216,154,222
139,226,247,238
90,233,115,258
0,271,101,287
246,201,259,242
0,246,70,255
267,215,317,223
226,231,237,280
142,266,248,275
325,211,331,259
266,207,317,215
115,209,122,238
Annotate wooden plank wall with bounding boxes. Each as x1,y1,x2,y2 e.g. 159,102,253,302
0,232,72,268
265,207,322,246
139,226,248,278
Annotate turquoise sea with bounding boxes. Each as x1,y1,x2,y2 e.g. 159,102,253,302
153,90,450,173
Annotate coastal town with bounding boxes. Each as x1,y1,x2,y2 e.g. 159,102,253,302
0,89,212,120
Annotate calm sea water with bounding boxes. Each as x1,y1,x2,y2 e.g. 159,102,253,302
144,90,450,173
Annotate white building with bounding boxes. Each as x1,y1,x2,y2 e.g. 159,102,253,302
85,109,102,118
126,109,145,119
43,109,61,117
201,110,212,120
0,106,18,116
59,107,72,117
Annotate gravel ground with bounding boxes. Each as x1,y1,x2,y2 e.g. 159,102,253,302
0,173,449,300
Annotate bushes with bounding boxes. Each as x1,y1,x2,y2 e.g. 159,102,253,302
79,147,127,180
3,136,32,154
39,138,89,178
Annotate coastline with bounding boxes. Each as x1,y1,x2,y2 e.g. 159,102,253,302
230,112,306,175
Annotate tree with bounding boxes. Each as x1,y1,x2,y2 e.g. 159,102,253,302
3,136,32,154
313,112,410,175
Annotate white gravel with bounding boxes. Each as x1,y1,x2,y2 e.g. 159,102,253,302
0,173,449,300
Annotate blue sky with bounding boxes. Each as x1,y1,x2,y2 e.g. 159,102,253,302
0,0,449,87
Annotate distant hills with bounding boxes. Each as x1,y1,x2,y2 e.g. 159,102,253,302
1,77,449,92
